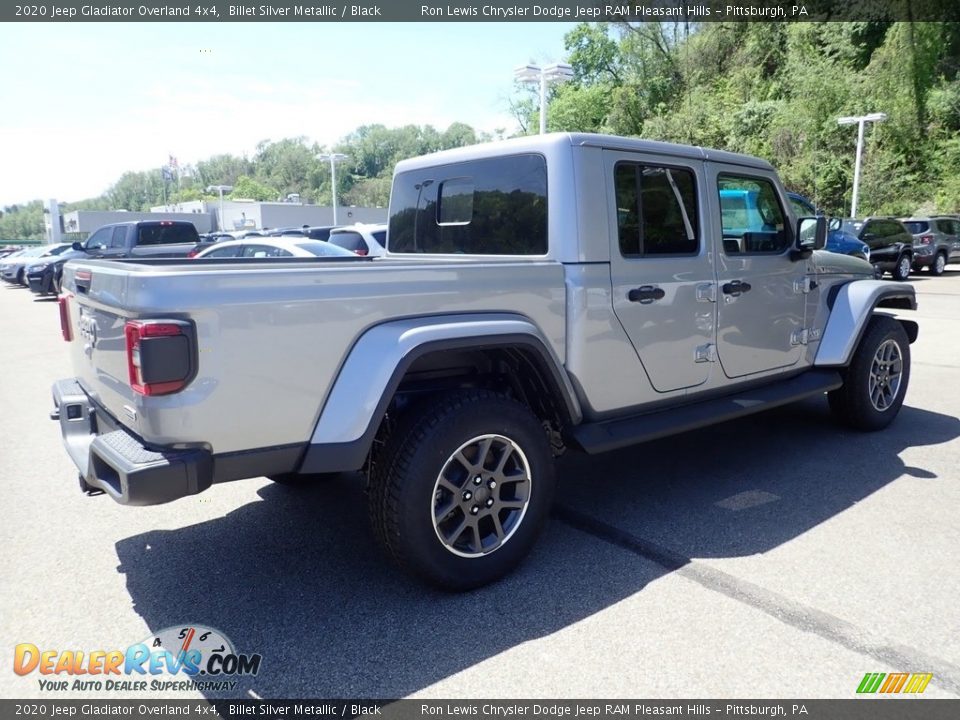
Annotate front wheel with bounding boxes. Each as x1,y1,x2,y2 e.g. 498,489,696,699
828,316,910,431
368,390,555,591
891,254,912,281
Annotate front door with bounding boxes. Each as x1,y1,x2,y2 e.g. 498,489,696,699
710,167,808,378
605,150,716,393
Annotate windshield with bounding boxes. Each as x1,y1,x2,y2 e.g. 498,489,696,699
902,221,928,234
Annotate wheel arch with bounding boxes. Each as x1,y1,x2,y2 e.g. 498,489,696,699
299,314,581,474
815,280,918,368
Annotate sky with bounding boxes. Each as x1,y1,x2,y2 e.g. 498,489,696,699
0,21,577,207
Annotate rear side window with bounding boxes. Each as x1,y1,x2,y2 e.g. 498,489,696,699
718,176,790,255
137,223,200,246
615,162,699,256
389,153,547,255
903,221,928,234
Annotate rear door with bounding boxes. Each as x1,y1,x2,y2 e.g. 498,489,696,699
709,166,808,378
604,149,715,393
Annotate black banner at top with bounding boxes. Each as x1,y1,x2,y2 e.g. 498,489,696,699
3,0,959,23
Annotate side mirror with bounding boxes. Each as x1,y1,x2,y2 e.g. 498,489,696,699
71,241,84,251
796,216,827,251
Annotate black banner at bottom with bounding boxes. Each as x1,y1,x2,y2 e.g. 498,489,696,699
1,700,958,720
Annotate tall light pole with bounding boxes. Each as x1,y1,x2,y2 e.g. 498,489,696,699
514,62,574,134
206,185,233,231
316,152,348,224
837,112,887,218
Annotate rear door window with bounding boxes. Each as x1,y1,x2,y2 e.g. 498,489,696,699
614,162,699,256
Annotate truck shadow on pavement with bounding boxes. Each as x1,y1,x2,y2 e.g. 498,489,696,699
115,397,959,699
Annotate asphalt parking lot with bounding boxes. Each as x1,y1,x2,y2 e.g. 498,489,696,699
1,270,958,701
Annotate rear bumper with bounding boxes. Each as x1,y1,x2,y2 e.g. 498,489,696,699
51,378,213,506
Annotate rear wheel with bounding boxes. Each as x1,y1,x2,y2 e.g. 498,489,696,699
368,390,555,591
828,316,910,431
931,252,947,276
891,254,912,281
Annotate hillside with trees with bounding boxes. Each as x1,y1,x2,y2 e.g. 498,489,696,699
523,21,960,216
3,21,958,241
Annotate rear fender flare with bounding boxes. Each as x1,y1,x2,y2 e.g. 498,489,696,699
300,314,580,473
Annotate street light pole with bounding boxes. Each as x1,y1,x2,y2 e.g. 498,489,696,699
316,152,348,225
206,185,233,231
514,62,575,134
837,112,887,218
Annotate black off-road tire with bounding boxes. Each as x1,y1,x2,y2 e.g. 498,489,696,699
368,389,555,591
828,316,910,431
891,254,912,282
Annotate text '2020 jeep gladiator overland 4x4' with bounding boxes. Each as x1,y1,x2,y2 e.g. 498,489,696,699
51,134,918,590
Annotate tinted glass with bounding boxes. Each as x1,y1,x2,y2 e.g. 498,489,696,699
788,195,817,217
903,221,929,234
241,245,290,258
390,154,547,255
86,228,112,250
204,245,242,258
111,226,127,248
329,232,368,254
372,230,386,246
718,176,790,254
305,228,333,241
137,223,200,246
294,241,356,257
615,162,699,256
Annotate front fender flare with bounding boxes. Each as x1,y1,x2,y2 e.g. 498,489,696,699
815,280,917,367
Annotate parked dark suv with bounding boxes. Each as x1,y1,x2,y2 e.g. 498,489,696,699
901,216,960,276
831,217,915,281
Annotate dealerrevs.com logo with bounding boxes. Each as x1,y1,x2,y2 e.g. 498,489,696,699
14,625,262,693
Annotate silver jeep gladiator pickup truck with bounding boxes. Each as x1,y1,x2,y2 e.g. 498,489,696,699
52,133,918,590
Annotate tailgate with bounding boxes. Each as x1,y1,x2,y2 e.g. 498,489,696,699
61,262,193,434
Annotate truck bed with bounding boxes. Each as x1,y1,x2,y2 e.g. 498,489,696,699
61,256,567,456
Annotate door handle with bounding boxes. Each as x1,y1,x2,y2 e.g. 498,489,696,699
627,285,665,304
721,280,752,297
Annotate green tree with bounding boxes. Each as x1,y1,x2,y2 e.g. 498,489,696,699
230,175,279,202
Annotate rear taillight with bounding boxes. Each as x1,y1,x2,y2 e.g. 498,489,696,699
919,234,934,245
58,294,72,342
187,249,198,258
124,320,194,396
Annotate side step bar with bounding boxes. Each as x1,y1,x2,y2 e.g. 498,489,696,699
570,369,843,455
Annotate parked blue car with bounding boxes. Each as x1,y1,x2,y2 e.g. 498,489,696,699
787,192,870,261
